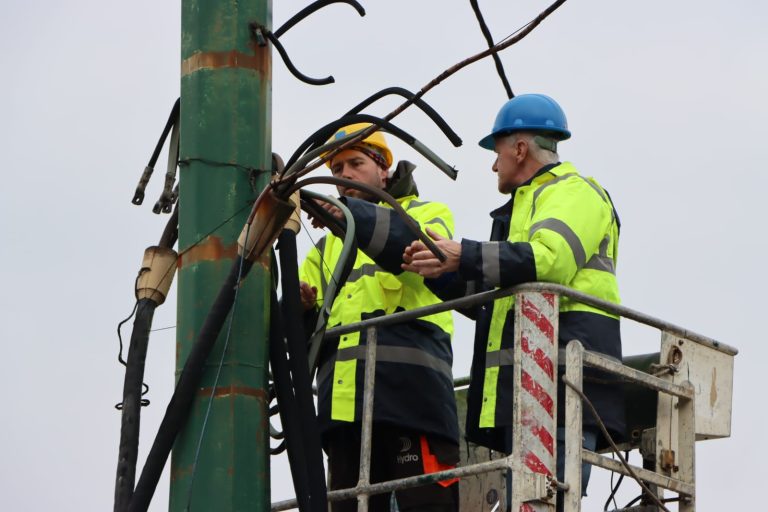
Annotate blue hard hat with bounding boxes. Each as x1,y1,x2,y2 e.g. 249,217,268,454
478,94,571,150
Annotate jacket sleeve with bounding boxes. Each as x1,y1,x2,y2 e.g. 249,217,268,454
459,175,613,289
342,196,454,275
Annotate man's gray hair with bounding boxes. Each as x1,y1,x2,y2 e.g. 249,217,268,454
502,132,559,164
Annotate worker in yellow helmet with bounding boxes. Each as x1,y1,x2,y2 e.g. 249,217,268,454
402,95,625,508
299,123,460,512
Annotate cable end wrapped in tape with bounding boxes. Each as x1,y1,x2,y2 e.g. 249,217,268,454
238,188,296,261
136,246,179,304
283,191,302,234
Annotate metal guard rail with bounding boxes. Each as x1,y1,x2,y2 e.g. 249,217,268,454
272,282,736,511
324,282,737,356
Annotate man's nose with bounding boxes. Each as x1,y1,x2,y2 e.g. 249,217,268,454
491,157,499,173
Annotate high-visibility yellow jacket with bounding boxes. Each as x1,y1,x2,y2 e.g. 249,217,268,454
431,162,624,452
300,169,459,444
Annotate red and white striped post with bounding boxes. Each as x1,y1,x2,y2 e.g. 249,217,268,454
512,291,559,512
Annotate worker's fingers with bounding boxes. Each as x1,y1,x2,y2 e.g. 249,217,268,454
425,227,446,241
299,281,318,310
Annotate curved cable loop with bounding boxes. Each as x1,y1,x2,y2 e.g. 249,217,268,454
298,191,357,377
251,23,334,86
281,127,369,180
469,0,514,99
287,176,446,263
274,0,365,38
282,114,457,181
343,87,462,147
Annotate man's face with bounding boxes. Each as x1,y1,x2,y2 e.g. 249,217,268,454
329,149,388,200
492,136,527,194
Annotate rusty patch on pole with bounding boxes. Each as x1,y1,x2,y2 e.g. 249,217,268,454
182,50,270,77
179,236,238,267
198,384,268,400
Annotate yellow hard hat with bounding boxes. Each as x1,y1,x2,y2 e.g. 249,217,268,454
325,123,393,169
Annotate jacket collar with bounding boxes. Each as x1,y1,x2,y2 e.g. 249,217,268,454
489,162,560,219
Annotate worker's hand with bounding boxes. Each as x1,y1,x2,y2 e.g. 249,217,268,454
299,281,318,310
307,199,343,229
402,228,461,279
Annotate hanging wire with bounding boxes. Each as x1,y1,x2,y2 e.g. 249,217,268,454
603,451,628,511
113,201,253,412
469,0,514,98
183,223,252,511
561,377,672,512
115,269,152,410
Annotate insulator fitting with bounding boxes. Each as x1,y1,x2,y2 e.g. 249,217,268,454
238,188,297,261
136,246,178,305
283,191,301,234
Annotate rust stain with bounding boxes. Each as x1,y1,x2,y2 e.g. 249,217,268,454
182,49,270,77
197,384,268,401
180,235,238,267
710,366,718,408
170,464,193,482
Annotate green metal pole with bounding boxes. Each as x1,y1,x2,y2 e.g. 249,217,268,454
172,1,272,511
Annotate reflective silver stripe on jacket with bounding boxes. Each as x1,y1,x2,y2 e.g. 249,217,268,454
531,173,573,217
529,218,587,268
583,236,615,274
424,217,453,239
345,263,380,284
364,207,391,258
318,344,453,384
481,242,501,288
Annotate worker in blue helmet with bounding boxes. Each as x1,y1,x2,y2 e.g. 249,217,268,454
403,94,625,507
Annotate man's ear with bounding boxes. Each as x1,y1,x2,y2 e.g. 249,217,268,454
516,139,529,163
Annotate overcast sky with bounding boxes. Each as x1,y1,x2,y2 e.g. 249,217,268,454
1,1,766,510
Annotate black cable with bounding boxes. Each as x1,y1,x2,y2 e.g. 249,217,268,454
128,256,256,512
133,99,180,206
283,113,417,175
342,87,462,147
603,454,627,511
114,298,159,512
274,0,365,38
277,230,328,511
254,24,334,86
268,288,312,511
469,0,514,99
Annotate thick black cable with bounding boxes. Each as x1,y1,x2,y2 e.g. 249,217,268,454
277,230,328,511
342,87,462,147
255,25,334,86
283,114,417,176
133,99,180,205
274,0,365,38
268,288,313,512
128,256,255,512
469,0,514,99
114,298,158,512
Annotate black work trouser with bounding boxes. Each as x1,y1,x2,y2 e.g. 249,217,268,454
325,423,459,512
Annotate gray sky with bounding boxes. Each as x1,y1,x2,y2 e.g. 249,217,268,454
1,0,766,510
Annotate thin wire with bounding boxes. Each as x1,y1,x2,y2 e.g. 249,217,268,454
116,301,139,367
298,215,341,297
603,452,626,510
150,325,176,332
113,201,252,411
183,224,251,512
